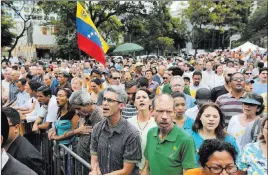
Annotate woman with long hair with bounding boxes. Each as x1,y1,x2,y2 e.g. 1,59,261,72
227,92,264,149
127,88,156,170
237,117,267,175
188,102,239,163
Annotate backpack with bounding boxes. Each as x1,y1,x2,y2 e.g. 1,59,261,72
250,118,262,143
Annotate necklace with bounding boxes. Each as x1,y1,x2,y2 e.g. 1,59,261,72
137,115,150,135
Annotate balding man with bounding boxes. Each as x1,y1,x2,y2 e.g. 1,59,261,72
8,70,20,102
141,94,197,175
153,65,165,85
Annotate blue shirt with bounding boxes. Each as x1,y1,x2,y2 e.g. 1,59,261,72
253,82,267,95
182,117,194,133
185,94,196,109
187,130,240,164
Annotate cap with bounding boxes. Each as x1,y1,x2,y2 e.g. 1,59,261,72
239,98,261,105
59,70,69,78
135,62,143,67
196,88,211,101
245,79,254,84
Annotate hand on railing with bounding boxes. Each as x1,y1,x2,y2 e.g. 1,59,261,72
89,163,101,175
48,131,56,140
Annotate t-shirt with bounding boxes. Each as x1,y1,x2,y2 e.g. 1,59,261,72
187,130,240,164
253,82,268,95
144,125,197,175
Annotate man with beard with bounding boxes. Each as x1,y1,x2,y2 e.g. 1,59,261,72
141,94,197,175
90,86,142,175
121,80,139,119
211,67,236,102
69,90,103,175
216,72,246,125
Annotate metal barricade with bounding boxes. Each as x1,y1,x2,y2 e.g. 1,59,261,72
22,122,42,151
42,132,54,175
53,142,91,175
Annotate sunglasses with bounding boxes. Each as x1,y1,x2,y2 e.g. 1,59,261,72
245,73,252,75
112,77,120,80
163,77,168,79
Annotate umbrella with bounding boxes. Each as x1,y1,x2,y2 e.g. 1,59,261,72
113,43,144,53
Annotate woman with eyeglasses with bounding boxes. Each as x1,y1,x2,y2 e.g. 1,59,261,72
184,139,239,175
236,117,267,175
127,88,156,171
47,88,79,145
90,78,102,104
188,102,239,164
227,92,264,149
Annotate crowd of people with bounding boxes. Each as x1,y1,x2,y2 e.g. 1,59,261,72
1,48,267,175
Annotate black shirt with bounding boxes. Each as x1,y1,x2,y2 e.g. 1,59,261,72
211,85,229,102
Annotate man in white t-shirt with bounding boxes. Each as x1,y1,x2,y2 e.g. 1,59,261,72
32,86,59,132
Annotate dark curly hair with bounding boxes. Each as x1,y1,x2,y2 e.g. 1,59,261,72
28,79,42,92
91,78,102,86
192,102,226,140
198,139,238,167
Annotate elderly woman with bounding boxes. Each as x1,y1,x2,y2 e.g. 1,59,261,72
69,90,103,175
185,139,239,175
237,117,267,175
227,92,264,149
188,102,239,163
71,77,83,91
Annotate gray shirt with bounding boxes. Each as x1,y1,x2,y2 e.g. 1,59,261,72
90,117,142,174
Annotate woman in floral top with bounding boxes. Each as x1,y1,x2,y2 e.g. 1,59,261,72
237,116,267,175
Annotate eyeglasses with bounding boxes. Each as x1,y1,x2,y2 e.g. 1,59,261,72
227,73,233,77
112,77,120,80
205,164,238,174
163,77,168,79
232,77,245,82
155,110,173,116
103,97,121,103
245,73,252,75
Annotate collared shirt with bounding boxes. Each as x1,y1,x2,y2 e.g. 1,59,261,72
1,149,9,170
15,90,30,108
144,125,197,175
90,117,142,174
9,82,18,102
215,92,245,125
121,104,138,119
40,95,59,127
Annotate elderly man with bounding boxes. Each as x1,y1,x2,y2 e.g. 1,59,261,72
90,86,142,175
153,65,165,85
69,90,103,175
170,76,195,109
8,70,20,103
141,94,197,175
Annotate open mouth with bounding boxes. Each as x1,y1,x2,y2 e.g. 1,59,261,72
139,103,145,107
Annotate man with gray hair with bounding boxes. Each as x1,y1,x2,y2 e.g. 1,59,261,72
69,90,103,175
90,86,142,175
170,76,195,109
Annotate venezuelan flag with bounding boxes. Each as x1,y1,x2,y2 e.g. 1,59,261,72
76,2,109,65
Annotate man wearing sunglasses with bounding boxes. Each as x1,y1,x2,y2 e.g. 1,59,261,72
211,67,236,102
90,86,142,175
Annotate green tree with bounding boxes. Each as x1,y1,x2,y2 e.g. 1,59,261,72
240,1,268,47
1,8,16,48
157,37,174,56
38,1,147,59
2,1,36,58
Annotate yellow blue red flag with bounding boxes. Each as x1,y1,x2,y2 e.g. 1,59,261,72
76,2,109,65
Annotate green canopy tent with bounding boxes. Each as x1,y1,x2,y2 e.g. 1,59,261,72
113,43,144,57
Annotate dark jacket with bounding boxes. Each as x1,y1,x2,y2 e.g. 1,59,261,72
7,135,44,175
2,152,37,175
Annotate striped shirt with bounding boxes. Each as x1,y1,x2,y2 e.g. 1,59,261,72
121,104,138,119
91,117,142,174
216,93,245,125
9,82,18,102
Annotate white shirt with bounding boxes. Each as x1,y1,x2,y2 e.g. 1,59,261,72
1,149,9,170
127,116,157,170
15,90,30,108
25,97,41,123
202,70,215,89
40,95,58,127
212,74,225,88
185,105,199,120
